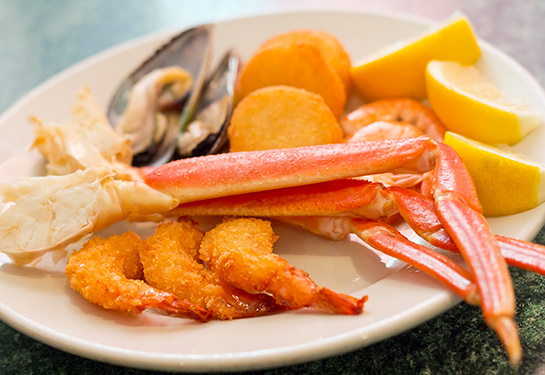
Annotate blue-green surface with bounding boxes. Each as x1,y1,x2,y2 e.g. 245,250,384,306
2,1,545,374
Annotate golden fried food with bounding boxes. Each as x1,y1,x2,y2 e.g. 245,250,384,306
236,42,346,117
257,29,352,93
199,218,367,315
66,231,211,321
228,86,344,152
139,219,283,320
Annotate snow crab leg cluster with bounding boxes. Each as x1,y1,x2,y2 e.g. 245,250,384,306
142,136,527,364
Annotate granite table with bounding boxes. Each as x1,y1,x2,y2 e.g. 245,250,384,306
1,0,545,374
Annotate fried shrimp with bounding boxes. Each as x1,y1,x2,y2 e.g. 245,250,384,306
199,218,367,315
65,231,211,321
139,219,284,320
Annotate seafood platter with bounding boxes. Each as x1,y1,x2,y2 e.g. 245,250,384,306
0,9,545,372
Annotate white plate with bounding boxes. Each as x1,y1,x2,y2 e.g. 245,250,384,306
1,9,545,373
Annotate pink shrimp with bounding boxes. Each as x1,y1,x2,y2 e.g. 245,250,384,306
341,99,444,190
346,121,425,142
341,98,446,142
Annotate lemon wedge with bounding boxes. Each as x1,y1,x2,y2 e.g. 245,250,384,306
444,131,545,216
351,14,481,101
426,60,543,145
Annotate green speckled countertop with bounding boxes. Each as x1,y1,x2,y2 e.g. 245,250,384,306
2,1,545,374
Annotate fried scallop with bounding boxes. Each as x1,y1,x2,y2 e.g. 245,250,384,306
236,42,347,117
257,29,352,93
228,85,343,152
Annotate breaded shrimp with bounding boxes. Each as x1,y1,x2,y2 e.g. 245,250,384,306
66,231,211,321
139,219,284,320
199,218,367,315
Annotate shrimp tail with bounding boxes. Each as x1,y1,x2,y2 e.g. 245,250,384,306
314,288,367,315
152,291,213,322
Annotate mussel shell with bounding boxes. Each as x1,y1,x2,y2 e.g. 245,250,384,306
108,25,214,166
175,49,240,158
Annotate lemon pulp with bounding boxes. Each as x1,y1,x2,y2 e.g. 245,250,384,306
426,60,542,145
444,131,545,216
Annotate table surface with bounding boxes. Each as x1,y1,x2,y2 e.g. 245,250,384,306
2,1,545,374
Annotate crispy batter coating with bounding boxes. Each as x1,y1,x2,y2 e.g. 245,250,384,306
257,29,352,93
66,231,211,321
228,86,343,152
200,218,366,315
236,42,347,118
139,219,283,320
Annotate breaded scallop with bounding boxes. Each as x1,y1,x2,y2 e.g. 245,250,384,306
236,43,347,117
228,85,344,152
257,29,352,93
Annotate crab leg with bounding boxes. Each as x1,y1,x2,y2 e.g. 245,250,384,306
0,167,179,264
170,179,397,218
425,143,520,364
387,186,545,276
171,179,479,304
306,216,480,305
173,177,545,279
144,137,433,202
154,138,519,363
289,213,545,306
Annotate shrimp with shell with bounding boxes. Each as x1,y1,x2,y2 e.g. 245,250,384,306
339,98,447,190
341,98,447,142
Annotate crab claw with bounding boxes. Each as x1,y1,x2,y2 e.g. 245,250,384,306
0,168,179,264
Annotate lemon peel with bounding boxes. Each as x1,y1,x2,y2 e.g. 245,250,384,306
351,13,480,101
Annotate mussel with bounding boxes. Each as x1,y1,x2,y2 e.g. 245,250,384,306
107,24,239,167
175,49,240,158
